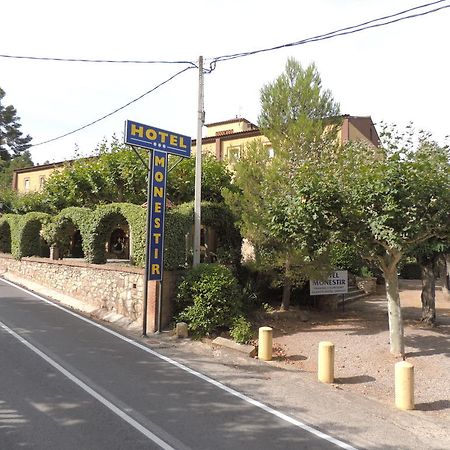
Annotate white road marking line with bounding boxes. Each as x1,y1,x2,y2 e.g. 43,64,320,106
1,277,357,449
0,319,175,450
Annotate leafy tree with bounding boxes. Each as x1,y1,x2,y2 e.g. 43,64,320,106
225,58,340,310
411,239,450,326
42,138,148,210
345,133,448,354
443,254,450,298
273,126,450,355
167,154,234,205
0,87,32,162
0,88,33,200
40,137,235,212
0,150,33,189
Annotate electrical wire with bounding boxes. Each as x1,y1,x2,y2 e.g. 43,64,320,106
30,65,195,147
11,0,449,148
210,0,450,63
0,53,197,65
2,1,448,66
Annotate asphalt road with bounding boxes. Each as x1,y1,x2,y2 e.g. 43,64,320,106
0,278,356,450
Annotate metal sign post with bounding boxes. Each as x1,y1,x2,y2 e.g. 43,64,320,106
125,120,191,336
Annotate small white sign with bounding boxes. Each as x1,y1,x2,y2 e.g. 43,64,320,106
310,270,348,296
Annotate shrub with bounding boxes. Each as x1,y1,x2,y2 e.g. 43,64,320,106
40,207,92,253
164,207,192,270
175,201,242,267
176,263,243,337
9,212,51,259
83,203,146,265
230,316,253,344
0,215,13,253
399,262,422,279
329,243,364,274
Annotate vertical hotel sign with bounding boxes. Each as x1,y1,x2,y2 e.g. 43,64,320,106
149,150,168,280
125,120,191,281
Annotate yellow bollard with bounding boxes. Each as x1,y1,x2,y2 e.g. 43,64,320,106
395,361,414,410
258,327,273,361
318,341,335,383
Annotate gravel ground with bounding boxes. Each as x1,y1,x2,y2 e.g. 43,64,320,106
266,279,450,420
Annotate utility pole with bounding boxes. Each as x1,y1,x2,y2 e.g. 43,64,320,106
193,56,204,266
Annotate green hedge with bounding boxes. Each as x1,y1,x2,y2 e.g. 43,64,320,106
11,212,51,259
176,263,243,337
174,201,242,266
41,207,92,253
0,214,15,253
201,201,242,266
83,203,146,265
0,201,242,270
164,207,192,270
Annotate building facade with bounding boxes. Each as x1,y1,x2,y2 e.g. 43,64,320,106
193,115,379,166
12,115,379,194
12,161,67,194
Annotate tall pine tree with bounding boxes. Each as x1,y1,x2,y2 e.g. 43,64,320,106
0,87,32,162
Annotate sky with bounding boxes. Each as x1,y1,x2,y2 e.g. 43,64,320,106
1,0,450,165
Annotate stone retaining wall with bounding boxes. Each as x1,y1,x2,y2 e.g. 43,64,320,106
0,254,179,330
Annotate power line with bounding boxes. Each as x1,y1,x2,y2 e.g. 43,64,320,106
30,66,195,147
0,53,197,65
2,1,448,66
210,0,450,63
13,1,450,148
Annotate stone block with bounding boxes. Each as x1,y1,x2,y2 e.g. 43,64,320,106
212,336,257,357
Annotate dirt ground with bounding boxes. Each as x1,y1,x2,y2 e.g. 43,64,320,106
259,279,450,421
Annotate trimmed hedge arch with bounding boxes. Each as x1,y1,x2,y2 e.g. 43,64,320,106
12,212,51,259
0,214,15,253
164,207,193,270
0,201,242,269
41,207,92,257
83,203,146,266
174,201,242,266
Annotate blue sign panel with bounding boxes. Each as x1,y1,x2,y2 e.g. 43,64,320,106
125,120,191,158
148,150,168,281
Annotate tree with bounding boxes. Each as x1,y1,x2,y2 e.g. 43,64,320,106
442,254,450,298
225,59,340,310
167,154,234,205
0,150,33,189
42,138,148,210
346,134,448,354
411,240,450,326
39,137,235,212
273,126,450,354
0,87,32,162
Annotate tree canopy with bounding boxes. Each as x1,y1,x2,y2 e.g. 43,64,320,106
167,154,235,205
0,87,33,204
225,58,341,310
269,125,450,354
0,87,32,162
3,137,234,214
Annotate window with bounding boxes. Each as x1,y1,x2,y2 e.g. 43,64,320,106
263,143,274,158
24,178,30,192
39,176,46,190
226,144,243,164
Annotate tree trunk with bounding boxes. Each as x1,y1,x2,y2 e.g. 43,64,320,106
420,257,436,326
383,267,405,356
442,254,450,299
281,256,292,311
